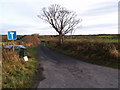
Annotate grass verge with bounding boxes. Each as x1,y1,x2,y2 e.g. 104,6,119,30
47,41,119,69
2,46,39,88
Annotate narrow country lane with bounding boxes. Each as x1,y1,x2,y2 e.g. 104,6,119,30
37,43,118,88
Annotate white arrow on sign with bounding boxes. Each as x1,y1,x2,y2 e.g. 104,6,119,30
10,32,14,39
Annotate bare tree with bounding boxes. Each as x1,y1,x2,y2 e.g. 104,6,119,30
38,4,81,44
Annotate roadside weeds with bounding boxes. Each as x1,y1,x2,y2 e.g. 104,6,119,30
46,40,119,69
2,46,44,88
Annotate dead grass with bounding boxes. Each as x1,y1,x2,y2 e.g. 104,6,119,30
2,47,38,88
20,35,40,47
47,39,120,69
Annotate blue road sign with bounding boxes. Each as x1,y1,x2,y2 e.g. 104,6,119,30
8,31,17,40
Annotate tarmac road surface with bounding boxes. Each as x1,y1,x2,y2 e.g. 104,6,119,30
37,43,118,88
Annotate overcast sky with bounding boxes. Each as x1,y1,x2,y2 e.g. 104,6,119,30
0,0,118,35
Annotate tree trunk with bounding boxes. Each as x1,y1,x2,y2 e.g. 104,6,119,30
59,34,64,45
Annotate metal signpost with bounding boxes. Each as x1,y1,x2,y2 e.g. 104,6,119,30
8,30,17,51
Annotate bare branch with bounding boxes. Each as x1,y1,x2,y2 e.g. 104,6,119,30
37,4,82,44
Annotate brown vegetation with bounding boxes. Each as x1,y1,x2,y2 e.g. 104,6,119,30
2,47,38,88
48,39,120,68
2,34,41,88
20,35,40,47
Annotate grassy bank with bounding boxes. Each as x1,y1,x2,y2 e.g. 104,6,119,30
47,40,120,69
2,46,39,88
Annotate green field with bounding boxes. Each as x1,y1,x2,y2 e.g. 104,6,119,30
40,34,119,43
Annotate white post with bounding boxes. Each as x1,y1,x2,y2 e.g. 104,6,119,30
10,32,14,51
12,38,14,52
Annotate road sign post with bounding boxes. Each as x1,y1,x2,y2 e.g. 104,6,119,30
8,30,17,51
12,38,15,51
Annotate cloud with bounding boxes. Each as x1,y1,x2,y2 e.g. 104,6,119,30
1,23,35,30
1,23,57,35
79,1,117,16
83,23,117,29
1,23,35,34
0,0,118,35
75,24,118,35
